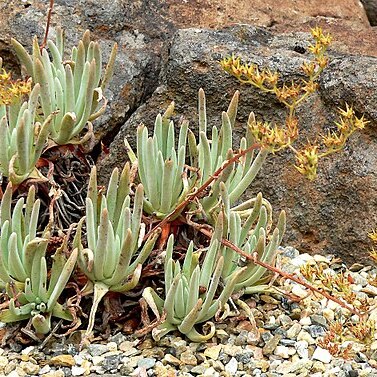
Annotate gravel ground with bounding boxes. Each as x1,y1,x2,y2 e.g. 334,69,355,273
1,247,377,377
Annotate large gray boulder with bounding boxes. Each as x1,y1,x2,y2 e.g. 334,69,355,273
98,26,377,265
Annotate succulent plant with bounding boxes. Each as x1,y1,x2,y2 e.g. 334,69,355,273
74,164,159,336
12,28,117,145
218,183,286,294
188,89,269,222
125,103,193,219
0,83,53,184
142,233,247,342
0,183,43,284
0,183,77,334
0,243,77,334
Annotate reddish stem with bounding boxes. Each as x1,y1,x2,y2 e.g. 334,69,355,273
197,226,363,318
40,0,55,51
144,143,260,240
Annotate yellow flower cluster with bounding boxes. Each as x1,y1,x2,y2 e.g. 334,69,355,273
294,144,319,181
294,104,369,180
0,69,31,105
221,27,368,181
322,104,368,154
220,56,279,90
248,116,299,153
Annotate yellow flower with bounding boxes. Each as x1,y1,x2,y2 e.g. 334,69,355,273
294,144,319,180
338,103,354,119
368,229,377,243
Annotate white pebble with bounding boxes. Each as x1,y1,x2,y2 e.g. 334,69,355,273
299,316,312,326
312,347,332,363
292,285,308,298
72,366,86,376
225,357,238,374
274,346,291,359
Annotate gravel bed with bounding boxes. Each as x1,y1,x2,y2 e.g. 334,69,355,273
1,247,377,377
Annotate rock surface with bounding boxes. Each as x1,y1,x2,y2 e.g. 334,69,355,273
98,26,377,265
361,0,377,25
0,1,376,264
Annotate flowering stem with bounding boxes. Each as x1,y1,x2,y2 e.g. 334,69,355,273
40,0,55,51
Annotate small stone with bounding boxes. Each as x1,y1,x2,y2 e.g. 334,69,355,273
71,366,86,376
204,345,222,360
350,272,368,287
310,315,327,328
107,342,118,352
222,345,243,357
225,357,238,374
0,356,8,369
308,325,327,338
20,361,40,375
154,363,175,377
137,357,156,369
281,246,299,259
291,285,309,298
279,314,293,327
250,346,264,360
39,365,52,374
255,359,270,372
312,347,332,363
322,308,335,322
349,263,364,272
215,329,229,341
41,372,65,377
280,339,296,346
287,323,302,339
274,346,291,359
119,341,140,356
235,351,253,364
92,355,104,366
262,334,282,355
164,353,181,366
362,284,377,296
312,360,327,372
276,360,312,375
102,353,123,371
313,255,330,263
191,364,208,374
299,316,312,326
73,354,84,365
203,367,219,376
109,332,127,345
348,371,359,377
320,298,341,311
297,330,316,345
21,346,35,355
88,343,108,357
180,349,197,366
291,253,315,267
50,354,76,367
295,340,309,359
235,331,249,346
4,360,17,374
270,360,282,371
8,370,26,377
